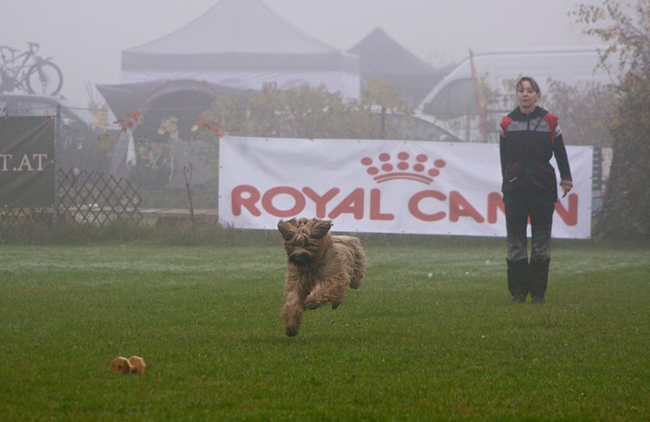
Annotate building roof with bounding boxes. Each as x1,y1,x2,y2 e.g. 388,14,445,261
349,27,436,76
348,27,445,106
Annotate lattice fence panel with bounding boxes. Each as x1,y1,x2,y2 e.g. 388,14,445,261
57,169,142,227
1,169,142,231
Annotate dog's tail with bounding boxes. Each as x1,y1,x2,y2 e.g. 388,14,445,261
349,238,366,289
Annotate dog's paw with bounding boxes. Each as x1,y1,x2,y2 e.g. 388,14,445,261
304,297,323,310
285,327,299,337
331,302,340,310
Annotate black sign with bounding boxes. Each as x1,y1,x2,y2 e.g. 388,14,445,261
0,117,56,208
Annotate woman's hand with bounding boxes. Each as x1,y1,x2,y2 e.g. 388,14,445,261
561,184,572,197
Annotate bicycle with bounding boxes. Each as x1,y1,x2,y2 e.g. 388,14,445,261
0,42,63,96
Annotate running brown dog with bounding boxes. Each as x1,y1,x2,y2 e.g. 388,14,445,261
277,218,366,337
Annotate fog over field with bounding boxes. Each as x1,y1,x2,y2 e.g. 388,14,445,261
1,0,602,106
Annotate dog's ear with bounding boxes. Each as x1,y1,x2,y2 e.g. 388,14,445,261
311,219,333,239
277,220,296,241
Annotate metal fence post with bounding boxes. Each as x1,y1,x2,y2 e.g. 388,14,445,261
52,104,61,231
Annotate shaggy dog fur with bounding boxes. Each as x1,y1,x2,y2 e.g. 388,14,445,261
277,218,366,337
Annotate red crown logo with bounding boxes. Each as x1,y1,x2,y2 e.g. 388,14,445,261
360,152,446,184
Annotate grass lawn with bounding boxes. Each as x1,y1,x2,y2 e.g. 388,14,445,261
1,240,649,421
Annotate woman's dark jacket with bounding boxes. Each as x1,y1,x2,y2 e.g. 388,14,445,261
499,106,572,202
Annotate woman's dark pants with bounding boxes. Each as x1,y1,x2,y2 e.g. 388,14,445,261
504,193,555,302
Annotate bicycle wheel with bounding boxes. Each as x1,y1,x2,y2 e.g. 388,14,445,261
26,61,63,96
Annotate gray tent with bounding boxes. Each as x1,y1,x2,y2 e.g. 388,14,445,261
96,79,248,187
349,28,445,107
121,0,360,100
96,79,246,122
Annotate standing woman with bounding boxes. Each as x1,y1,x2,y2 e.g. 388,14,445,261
499,76,573,304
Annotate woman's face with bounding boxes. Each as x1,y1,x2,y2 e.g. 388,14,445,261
517,80,539,111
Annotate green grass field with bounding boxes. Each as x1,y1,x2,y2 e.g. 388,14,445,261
1,240,649,421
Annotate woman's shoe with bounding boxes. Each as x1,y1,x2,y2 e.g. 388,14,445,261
512,294,526,303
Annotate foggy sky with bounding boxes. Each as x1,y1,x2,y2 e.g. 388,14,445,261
1,0,603,108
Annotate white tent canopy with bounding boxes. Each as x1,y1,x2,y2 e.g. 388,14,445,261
121,0,360,100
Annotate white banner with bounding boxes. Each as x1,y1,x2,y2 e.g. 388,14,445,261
219,137,592,239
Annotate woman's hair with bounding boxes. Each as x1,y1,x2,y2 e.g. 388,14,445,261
516,76,541,96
